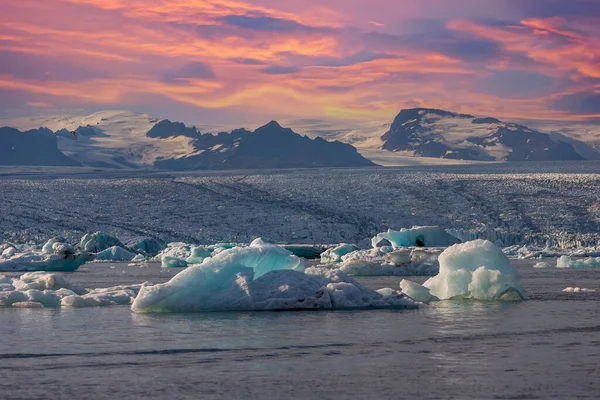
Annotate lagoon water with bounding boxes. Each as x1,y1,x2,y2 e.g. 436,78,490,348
1,261,599,399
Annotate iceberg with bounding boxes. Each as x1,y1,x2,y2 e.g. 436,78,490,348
0,272,142,308
78,232,124,253
372,226,461,248
156,243,211,268
400,279,438,303
533,261,551,269
322,247,440,276
132,240,416,313
557,255,600,269
424,240,528,300
0,243,94,272
95,246,137,261
320,244,358,264
401,240,528,301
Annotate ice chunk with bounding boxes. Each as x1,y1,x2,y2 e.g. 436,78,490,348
320,244,358,264
79,232,124,253
400,279,438,303
1,273,143,308
132,254,147,262
372,226,461,248
2,247,16,258
556,256,600,269
124,237,165,257
562,287,596,293
132,241,415,313
186,246,211,264
421,240,528,301
95,246,137,261
328,247,440,276
0,250,94,272
533,262,551,269
161,256,188,268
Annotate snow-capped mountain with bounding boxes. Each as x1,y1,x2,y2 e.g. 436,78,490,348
380,108,598,161
0,111,375,169
0,126,79,166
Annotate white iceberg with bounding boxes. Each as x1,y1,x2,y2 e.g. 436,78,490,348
156,243,211,268
95,246,137,261
562,287,596,293
132,240,416,313
557,256,600,269
322,247,440,276
424,240,528,300
0,272,142,308
402,240,528,301
372,226,461,248
533,261,551,269
400,279,438,303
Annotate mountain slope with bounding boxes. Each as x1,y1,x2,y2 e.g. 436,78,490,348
0,127,80,166
380,108,593,161
155,121,377,169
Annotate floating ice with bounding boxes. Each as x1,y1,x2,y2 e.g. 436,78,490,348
0,272,142,308
372,226,461,248
402,240,528,301
95,246,137,261
156,243,211,268
322,247,440,276
562,287,596,293
533,261,551,269
0,245,94,272
132,240,416,313
557,255,600,269
79,232,124,253
400,279,438,303
320,244,358,264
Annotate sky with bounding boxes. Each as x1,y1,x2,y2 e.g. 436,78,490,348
1,0,600,125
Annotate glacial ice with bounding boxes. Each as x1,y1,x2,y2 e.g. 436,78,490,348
320,244,358,264
400,279,438,303
124,237,165,257
131,240,416,313
322,247,441,276
78,232,124,253
0,244,94,272
372,226,461,248
0,272,142,308
95,246,137,261
556,255,600,269
562,287,596,293
156,243,211,268
403,240,528,301
533,261,551,269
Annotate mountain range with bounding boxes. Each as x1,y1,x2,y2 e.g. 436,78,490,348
1,108,599,169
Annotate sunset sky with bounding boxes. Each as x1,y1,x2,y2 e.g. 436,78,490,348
1,0,600,125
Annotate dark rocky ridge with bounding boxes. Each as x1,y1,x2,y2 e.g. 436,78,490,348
155,120,377,169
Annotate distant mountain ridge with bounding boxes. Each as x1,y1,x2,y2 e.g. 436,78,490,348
380,108,595,161
153,120,376,169
0,126,80,166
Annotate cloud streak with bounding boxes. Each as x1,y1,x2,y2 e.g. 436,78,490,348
0,0,599,122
